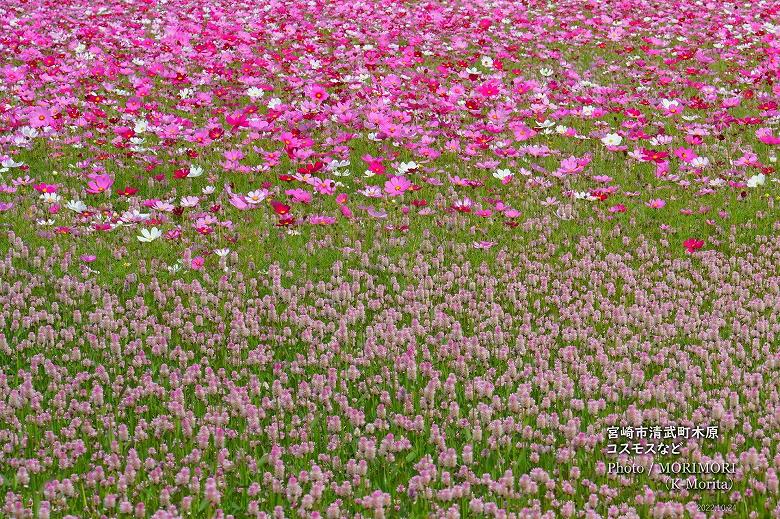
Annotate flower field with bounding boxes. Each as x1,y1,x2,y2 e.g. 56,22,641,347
1,0,780,517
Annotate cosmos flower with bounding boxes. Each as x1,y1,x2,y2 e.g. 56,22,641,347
86,174,114,194
384,176,412,196
137,227,162,242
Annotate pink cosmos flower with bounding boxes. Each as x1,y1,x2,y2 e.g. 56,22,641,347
86,174,114,194
674,147,697,162
305,84,329,102
191,256,205,270
29,107,54,128
229,195,250,210
756,127,780,145
285,188,313,204
646,198,666,209
384,176,412,196
33,183,58,193
309,215,336,225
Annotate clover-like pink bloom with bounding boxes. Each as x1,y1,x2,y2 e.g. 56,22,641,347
86,174,114,194
384,176,412,196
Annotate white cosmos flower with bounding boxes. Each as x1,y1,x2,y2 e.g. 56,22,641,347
41,192,61,203
66,200,88,212
481,56,494,69
188,165,203,178
601,133,623,146
539,67,554,77
37,218,55,226
1,158,24,168
180,196,199,207
397,161,419,175
268,98,282,109
493,168,512,180
134,120,148,133
246,87,265,99
137,227,162,242
122,209,150,222
202,185,215,195
690,156,710,169
746,173,766,188
328,159,350,170
214,248,230,257
21,127,39,138
246,189,269,204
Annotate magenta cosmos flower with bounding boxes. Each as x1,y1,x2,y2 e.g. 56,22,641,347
86,174,114,195
28,107,54,128
384,176,412,196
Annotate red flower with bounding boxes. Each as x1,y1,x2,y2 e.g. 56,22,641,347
296,161,323,175
277,215,296,226
641,149,669,163
270,200,290,215
116,186,138,197
173,168,189,179
683,238,704,253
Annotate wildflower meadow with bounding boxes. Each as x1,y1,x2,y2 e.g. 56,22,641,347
1,0,780,517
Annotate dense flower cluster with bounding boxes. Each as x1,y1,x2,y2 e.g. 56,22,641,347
2,225,780,517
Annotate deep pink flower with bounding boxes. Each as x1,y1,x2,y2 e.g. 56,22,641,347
191,256,205,270
86,174,114,194
683,238,705,253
